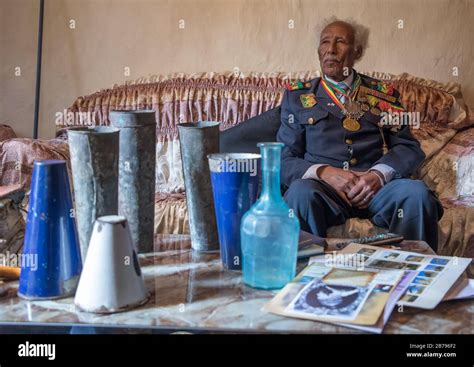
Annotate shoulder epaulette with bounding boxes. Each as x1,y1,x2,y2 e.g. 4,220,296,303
285,80,312,91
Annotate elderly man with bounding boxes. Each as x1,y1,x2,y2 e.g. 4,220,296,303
277,19,443,250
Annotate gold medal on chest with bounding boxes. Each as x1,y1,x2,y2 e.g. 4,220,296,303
342,118,361,132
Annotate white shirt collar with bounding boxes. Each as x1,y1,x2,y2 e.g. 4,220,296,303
324,70,354,90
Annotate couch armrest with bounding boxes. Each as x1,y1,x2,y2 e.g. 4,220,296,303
0,124,17,142
420,127,474,198
0,138,70,190
438,196,474,277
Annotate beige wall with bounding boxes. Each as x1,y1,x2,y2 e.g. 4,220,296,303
0,0,39,138
1,0,473,139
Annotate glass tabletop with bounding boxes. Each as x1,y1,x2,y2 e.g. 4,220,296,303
0,235,472,334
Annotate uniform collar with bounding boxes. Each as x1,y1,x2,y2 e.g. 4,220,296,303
324,69,355,91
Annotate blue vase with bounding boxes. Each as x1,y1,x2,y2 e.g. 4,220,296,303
240,142,300,289
208,153,260,270
18,160,82,300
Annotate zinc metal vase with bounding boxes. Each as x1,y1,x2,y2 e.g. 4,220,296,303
68,127,120,260
18,160,82,300
240,142,300,289
110,110,157,254
178,122,220,252
74,215,148,313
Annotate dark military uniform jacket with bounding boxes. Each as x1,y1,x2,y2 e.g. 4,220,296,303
276,71,425,187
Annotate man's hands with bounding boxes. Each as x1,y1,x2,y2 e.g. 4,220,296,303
347,171,382,208
318,166,383,208
318,166,359,192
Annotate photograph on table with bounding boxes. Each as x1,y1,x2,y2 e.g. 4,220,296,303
290,280,371,320
424,264,445,272
404,255,425,263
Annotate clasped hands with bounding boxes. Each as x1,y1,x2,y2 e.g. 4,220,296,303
318,166,383,208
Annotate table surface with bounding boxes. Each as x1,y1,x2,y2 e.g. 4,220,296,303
0,235,472,334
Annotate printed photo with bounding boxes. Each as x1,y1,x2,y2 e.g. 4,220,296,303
323,268,375,287
403,263,420,271
412,277,432,286
424,264,445,272
357,248,377,257
430,258,450,266
401,294,418,303
407,285,426,295
368,259,405,270
417,271,438,279
373,284,393,293
405,255,425,263
290,280,370,319
383,252,400,260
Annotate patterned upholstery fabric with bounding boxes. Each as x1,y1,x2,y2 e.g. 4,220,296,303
420,127,474,198
154,193,188,235
0,185,25,254
0,138,70,189
0,124,17,142
64,72,311,193
1,71,472,273
0,197,24,255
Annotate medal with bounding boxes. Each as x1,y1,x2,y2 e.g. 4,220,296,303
321,78,363,133
342,118,361,132
370,107,381,116
345,100,361,113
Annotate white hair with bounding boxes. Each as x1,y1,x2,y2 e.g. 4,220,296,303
315,17,370,59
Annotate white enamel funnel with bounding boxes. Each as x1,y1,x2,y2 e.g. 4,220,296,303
74,215,149,313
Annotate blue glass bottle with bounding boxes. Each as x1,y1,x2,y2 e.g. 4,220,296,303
240,142,300,289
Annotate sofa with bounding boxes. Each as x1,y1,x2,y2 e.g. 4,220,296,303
1,71,473,275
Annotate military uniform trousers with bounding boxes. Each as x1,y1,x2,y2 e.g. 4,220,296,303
284,178,444,251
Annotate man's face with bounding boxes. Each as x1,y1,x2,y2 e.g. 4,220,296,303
318,22,362,81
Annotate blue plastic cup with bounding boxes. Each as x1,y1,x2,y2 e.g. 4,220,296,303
18,160,82,300
208,153,260,270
